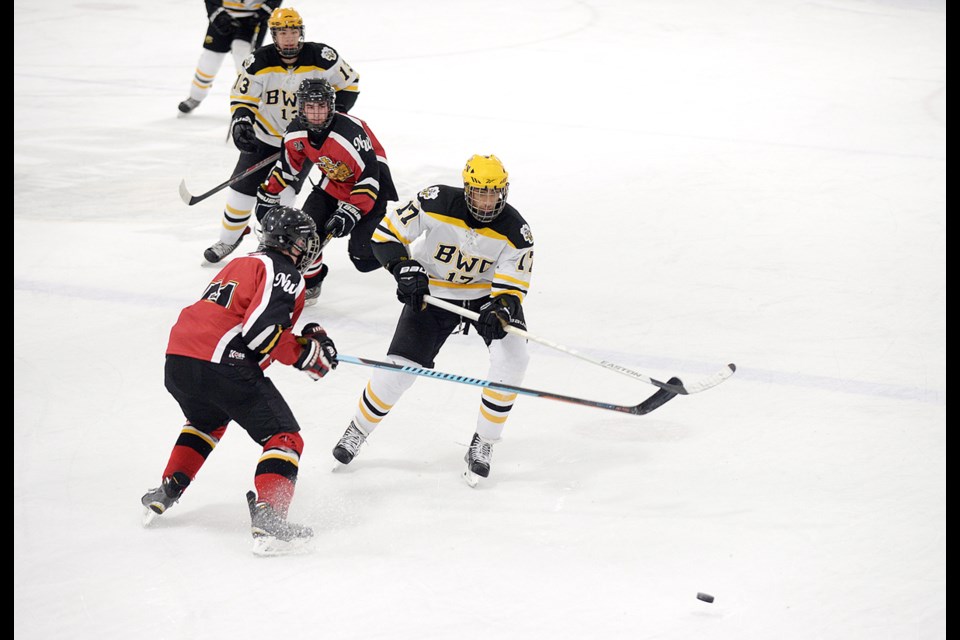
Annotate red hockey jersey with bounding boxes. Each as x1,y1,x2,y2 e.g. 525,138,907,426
261,112,397,215
167,250,306,369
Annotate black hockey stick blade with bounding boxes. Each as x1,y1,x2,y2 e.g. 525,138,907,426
632,377,682,414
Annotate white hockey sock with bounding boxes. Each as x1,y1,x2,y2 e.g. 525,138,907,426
218,189,255,244
188,50,227,102
353,356,421,434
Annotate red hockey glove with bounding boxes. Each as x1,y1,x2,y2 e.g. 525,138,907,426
294,323,338,380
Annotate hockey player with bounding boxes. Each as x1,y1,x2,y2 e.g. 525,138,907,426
202,6,361,265
254,78,398,305
330,155,534,486
141,206,339,555
177,0,283,115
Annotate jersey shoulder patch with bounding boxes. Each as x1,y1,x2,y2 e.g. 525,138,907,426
299,42,340,69
244,47,281,74
417,184,462,211
417,185,441,201
492,205,534,248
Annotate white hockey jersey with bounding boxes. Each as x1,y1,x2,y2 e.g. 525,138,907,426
373,185,535,303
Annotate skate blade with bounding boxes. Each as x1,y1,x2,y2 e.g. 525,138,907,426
251,535,313,557
462,468,479,488
141,507,159,527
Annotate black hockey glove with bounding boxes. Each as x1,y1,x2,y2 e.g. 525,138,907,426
295,323,338,381
209,7,240,36
325,202,362,238
476,296,525,341
390,259,430,310
231,116,259,153
255,5,274,22
257,0,281,22
255,185,280,222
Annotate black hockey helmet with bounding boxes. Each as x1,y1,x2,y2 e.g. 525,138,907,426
296,78,336,132
258,206,321,274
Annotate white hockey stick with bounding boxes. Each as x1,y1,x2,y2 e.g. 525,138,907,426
423,295,736,395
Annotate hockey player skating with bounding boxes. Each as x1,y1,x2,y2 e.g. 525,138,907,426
331,155,533,486
202,7,361,265
141,206,339,555
177,0,282,115
254,78,397,305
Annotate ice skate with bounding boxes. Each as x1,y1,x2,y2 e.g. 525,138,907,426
303,264,328,307
462,433,494,488
332,420,367,465
141,472,190,526
178,97,201,114
203,227,251,264
246,491,313,556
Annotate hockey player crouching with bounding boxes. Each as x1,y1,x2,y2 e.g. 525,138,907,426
331,155,534,486
254,78,398,305
142,206,339,555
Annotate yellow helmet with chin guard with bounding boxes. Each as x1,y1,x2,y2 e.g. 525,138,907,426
269,7,304,57
462,154,509,223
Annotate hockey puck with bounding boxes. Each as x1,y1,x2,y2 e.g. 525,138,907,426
697,592,714,603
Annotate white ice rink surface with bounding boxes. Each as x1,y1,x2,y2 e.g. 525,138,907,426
14,1,944,638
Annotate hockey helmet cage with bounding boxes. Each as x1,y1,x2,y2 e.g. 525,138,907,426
258,206,321,274
296,78,337,132
462,154,510,223
269,7,304,57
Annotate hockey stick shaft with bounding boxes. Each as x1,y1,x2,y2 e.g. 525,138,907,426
337,355,678,416
179,151,281,206
423,295,735,395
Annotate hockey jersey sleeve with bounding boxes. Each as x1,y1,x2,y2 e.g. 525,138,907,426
371,191,427,247
315,45,359,94
491,238,534,304
230,62,266,131
341,137,382,216
239,257,306,367
261,129,314,195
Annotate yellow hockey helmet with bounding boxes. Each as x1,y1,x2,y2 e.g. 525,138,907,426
462,154,509,223
268,7,303,29
269,7,304,57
